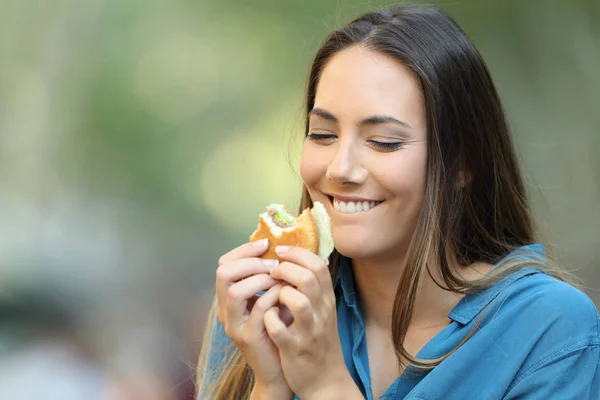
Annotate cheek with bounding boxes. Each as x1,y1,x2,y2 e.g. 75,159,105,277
299,146,312,184
372,150,427,198
389,168,426,198
300,142,327,186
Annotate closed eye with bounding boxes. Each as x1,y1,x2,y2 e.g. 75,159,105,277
368,140,405,151
307,133,405,151
307,133,337,143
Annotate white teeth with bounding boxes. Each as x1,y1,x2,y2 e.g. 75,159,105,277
347,202,356,213
340,201,347,213
332,199,381,214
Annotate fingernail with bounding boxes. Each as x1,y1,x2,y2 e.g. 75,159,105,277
252,238,268,248
263,259,279,268
275,246,289,255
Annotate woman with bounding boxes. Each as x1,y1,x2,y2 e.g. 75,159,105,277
196,4,600,399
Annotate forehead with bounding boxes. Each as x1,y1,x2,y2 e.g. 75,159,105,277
313,46,426,130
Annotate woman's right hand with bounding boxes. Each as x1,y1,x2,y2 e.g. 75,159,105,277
215,238,293,399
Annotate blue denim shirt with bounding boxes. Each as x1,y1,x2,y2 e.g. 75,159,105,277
199,244,600,399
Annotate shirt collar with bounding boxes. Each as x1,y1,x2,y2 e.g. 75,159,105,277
449,244,546,324
334,255,360,314
333,244,546,325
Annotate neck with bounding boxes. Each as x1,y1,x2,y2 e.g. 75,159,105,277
350,251,480,331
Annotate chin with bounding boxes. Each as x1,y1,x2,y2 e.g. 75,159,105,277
332,227,408,261
335,245,373,260
332,229,381,259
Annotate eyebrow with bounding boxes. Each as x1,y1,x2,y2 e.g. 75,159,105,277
308,107,412,129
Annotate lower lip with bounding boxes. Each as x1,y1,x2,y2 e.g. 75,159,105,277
327,196,383,215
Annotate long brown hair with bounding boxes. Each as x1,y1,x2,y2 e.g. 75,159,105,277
196,4,579,398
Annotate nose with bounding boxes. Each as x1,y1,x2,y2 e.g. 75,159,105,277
325,138,367,186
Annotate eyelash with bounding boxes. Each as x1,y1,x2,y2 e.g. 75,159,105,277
306,133,405,151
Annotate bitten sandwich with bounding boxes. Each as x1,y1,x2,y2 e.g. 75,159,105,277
249,201,334,262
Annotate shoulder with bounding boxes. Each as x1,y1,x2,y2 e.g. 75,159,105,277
505,271,597,329
483,269,600,347
206,311,234,358
199,304,235,374
196,307,236,398
495,273,600,397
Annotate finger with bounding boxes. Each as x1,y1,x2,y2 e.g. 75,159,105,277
246,283,285,333
216,257,277,285
278,284,314,331
216,257,279,305
264,307,294,350
275,246,333,290
225,274,278,332
218,239,271,267
269,261,321,304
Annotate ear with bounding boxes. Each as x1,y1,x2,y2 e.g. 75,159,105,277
455,170,472,189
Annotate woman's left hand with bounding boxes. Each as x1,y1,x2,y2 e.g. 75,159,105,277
264,245,354,399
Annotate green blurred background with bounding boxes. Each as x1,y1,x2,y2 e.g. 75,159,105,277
0,0,598,398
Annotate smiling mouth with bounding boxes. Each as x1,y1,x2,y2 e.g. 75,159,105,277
327,196,384,214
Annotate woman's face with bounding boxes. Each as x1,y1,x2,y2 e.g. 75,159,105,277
300,46,428,260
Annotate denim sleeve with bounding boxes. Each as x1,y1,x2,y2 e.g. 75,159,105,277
196,306,236,400
503,335,600,400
